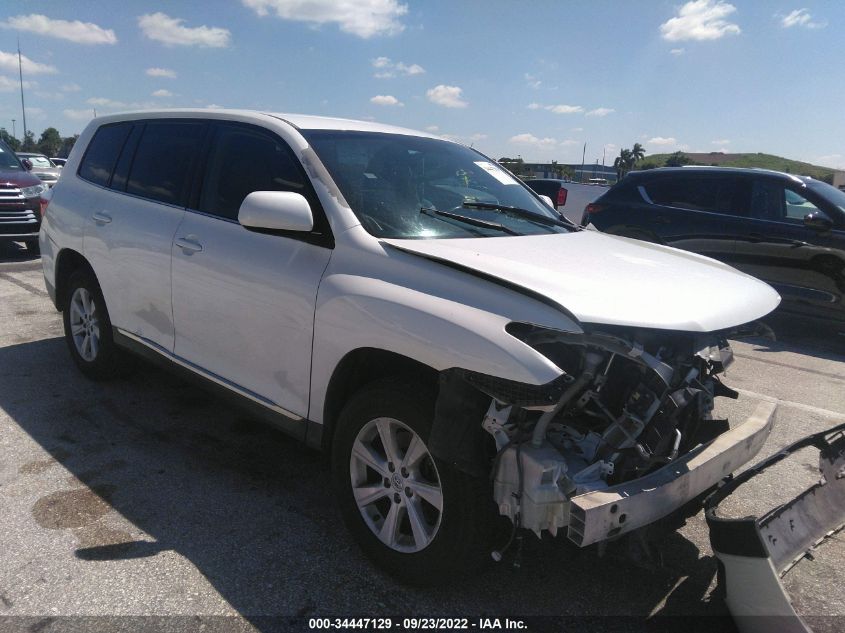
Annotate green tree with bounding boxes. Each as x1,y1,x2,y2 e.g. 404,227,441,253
0,128,21,151
666,151,692,167
37,127,63,157
631,142,645,164
58,134,78,158
614,148,633,180
21,130,37,152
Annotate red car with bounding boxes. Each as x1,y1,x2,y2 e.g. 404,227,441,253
0,138,48,252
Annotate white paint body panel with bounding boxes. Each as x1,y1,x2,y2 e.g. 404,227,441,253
382,231,780,332
171,211,331,418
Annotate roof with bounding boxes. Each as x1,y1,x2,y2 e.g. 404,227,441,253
84,108,440,140
627,166,808,184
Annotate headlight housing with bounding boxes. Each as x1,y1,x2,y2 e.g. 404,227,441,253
21,183,48,198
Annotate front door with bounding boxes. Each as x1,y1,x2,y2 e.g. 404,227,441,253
733,178,845,322
171,122,332,419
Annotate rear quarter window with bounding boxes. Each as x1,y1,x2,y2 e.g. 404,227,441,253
78,123,132,187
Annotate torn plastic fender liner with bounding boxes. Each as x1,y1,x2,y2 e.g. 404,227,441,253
704,422,845,633
429,369,574,477
567,400,777,546
429,369,493,478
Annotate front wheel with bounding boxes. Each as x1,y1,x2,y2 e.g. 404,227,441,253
332,379,495,583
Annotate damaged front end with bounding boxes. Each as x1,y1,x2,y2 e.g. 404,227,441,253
430,323,776,547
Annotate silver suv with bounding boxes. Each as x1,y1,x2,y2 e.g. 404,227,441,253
41,110,779,582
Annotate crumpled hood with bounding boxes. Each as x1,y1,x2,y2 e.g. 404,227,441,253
383,230,780,332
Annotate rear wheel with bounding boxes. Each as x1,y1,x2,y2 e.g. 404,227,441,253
62,269,132,380
332,378,495,583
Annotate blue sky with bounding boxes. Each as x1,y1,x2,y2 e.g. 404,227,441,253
0,1,842,169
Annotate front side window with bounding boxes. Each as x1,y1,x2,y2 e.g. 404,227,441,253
198,125,309,221
751,180,822,223
302,131,569,239
126,121,205,206
78,123,132,187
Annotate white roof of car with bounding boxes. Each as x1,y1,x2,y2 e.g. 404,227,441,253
88,108,440,140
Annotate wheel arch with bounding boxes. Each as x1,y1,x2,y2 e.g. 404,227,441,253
54,248,96,310
319,347,439,453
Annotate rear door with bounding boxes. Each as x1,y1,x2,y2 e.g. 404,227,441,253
170,121,333,419
732,178,845,321
636,174,749,262
82,119,206,351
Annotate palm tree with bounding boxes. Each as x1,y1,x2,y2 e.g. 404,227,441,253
631,142,645,164
614,148,633,180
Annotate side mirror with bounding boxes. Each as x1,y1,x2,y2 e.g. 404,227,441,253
539,194,554,208
238,191,314,232
21,159,32,171
803,210,833,231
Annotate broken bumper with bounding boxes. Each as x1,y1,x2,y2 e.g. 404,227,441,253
567,400,777,546
704,422,845,633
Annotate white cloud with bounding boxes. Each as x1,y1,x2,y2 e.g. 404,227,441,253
2,14,117,45
528,102,584,114
586,107,615,117
425,125,439,132
146,67,177,79
711,138,730,145
242,0,408,38
560,139,579,146
571,127,583,132
138,12,231,48
63,108,94,121
509,133,558,148
469,133,488,142
0,50,57,75
524,73,541,89
0,76,34,92
426,84,468,108
88,97,128,108
548,104,583,114
152,89,174,97
370,94,403,106
371,56,424,78
670,48,685,55
648,136,678,146
62,83,81,92
660,0,741,41
779,9,827,29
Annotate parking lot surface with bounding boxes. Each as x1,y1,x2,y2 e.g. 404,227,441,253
1,242,843,632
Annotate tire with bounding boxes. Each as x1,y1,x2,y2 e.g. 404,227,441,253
62,269,132,380
332,378,495,584
25,238,40,254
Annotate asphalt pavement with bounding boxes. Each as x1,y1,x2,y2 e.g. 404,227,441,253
1,241,843,633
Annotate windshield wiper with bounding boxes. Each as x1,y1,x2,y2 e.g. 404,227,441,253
461,201,574,229
420,207,522,235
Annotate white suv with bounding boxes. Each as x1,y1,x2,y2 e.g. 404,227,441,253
41,110,780,581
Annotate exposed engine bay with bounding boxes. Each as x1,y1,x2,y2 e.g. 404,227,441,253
431,323,742,541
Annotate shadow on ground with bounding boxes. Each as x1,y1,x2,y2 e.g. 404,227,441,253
0,334,738,632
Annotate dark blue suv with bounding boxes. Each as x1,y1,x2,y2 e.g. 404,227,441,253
583,167,845,325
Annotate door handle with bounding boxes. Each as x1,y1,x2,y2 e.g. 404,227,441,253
92,212,112,225
175,237,203,253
